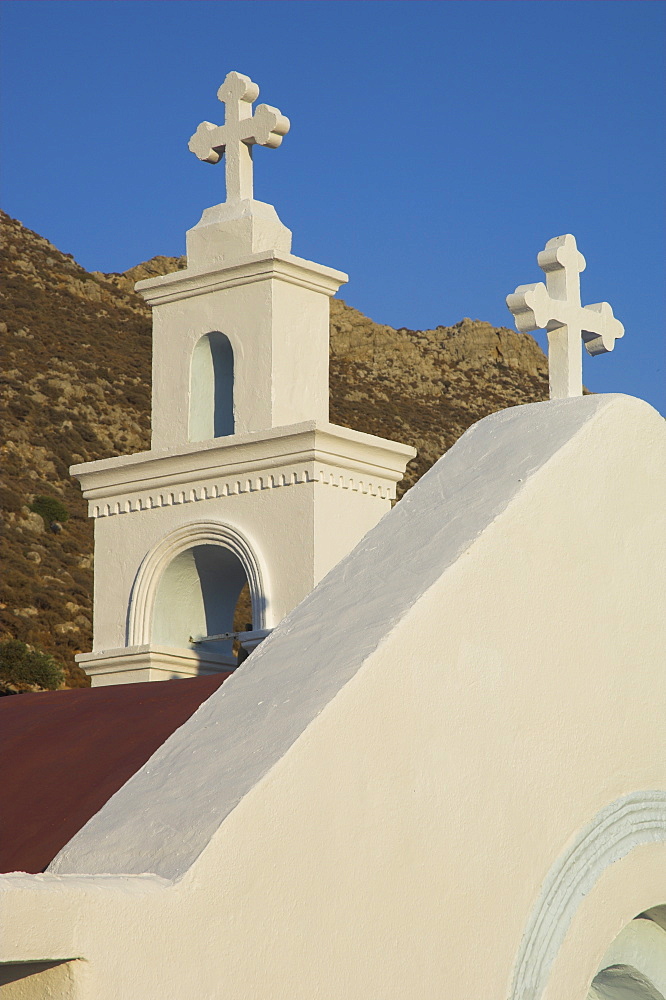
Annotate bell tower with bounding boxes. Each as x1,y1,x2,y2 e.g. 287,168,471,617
73,72,415,685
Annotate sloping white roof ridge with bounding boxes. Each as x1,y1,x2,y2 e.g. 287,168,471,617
49,393,645,880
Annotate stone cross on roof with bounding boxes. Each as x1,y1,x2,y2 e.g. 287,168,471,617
506,234,624,399
188,71,290,204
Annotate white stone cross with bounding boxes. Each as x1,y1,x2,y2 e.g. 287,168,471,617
506,234,624,399
188,71,290,204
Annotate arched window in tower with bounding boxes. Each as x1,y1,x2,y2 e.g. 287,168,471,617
189,331,234,441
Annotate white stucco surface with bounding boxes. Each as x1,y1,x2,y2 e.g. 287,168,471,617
0,959,80,999
5,393,664,999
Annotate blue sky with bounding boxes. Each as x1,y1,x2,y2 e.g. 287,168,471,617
2,0,664,410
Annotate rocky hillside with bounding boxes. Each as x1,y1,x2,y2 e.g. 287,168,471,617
328,299,548,492
0,209,548,688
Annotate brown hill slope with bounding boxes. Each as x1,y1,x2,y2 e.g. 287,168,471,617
0,210,548,687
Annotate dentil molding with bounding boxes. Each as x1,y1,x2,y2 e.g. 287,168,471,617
71,421,416,519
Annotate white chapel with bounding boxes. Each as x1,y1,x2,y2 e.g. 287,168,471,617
0,72,664,1000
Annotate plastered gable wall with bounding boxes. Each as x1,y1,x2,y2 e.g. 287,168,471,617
6,394,662,999
156,391,664,1000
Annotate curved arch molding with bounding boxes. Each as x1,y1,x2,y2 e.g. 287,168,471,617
509,791,666,1000
127,519,267,645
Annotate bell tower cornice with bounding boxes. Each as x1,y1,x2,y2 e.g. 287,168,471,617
135,250,347,306
71,421,415,519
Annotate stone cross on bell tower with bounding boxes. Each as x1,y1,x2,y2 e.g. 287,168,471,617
506,234,624,399
185,72,293,266
189,71,290,204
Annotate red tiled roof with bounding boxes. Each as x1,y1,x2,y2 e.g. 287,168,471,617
0,673,231,874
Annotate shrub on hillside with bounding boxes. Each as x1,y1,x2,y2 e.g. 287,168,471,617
29,494,69,528
0,639,64,691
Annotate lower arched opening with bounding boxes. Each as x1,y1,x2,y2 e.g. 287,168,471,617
152,543,252,663
588,909,666,1000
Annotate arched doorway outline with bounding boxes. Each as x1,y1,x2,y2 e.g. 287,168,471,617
509,791,666,1000
128,520,267,647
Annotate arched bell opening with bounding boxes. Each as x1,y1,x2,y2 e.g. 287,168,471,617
152,543,251,660
127,519,268,665
189,331,234,441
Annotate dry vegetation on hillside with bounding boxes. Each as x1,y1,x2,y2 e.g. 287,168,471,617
0,209,549,688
